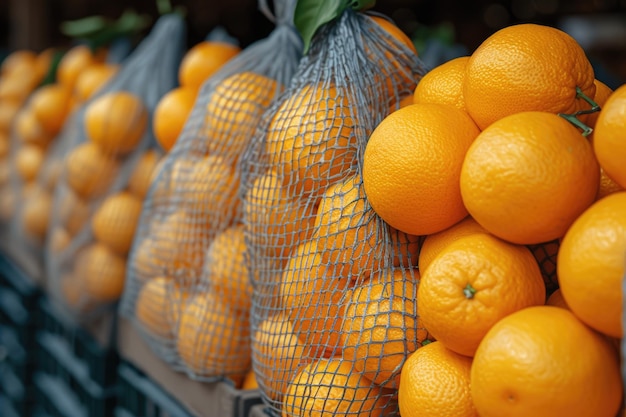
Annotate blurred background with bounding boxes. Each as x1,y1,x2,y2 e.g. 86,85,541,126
0,0,625,87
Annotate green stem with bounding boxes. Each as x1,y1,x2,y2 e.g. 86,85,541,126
463,283,477,299
558,113,593,137
575,86,600,114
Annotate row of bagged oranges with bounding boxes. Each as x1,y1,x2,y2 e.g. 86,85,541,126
1,16,624,417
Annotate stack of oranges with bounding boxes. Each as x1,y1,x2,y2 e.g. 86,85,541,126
358,23,624,417
55,90,151,309
153,40,241,152
16,45,119,244
0,48,54,221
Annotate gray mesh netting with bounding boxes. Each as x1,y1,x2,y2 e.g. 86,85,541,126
45,14,185,319
0,51,48,228
7,48,129,278
119,0,303,388
240,9,429,417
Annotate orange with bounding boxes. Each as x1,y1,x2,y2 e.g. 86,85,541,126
135,277,187,339
91,191,143,255
418,216,487,272
368,15,416,55
471,306,622,417
147,157,192,202
0,70,39,103
363,103,479,236
460,111,600,244
464,23,596,130
0,100,21,132
282,357,391,417
21,188,52,241
586,79,613,130
178,41,241,91
546,288,569,309
367,15,419,105
265,83,357,202
205,72,281,158
242,370,258,390
593,84,626,188
35,48,55,80
341,268,430,389
29,83,72,133
0,131,9,158
57,45,103,90
128,149,160,199
156,156,240,227
131,237,167,283
0,161,8,186
399,341,478,417
153,86,197,152
527,239,560,296
280,240,351,358
597,168,624,200
190,155,241,226
413,56,470,112
15,144,45,182
143,210,209,285
49,227,71,253
251,314,309,402
418,233,545,357
313,174,380,279
84,91,148,156
203,225,253,312
243,170,317,264
1,50,37,75
176,292,251,385
74,242,127,302
396,94,414,110
15,109,53,146
557,192,626,338
58,191,91,236
65,142,119,198
74,63,118,102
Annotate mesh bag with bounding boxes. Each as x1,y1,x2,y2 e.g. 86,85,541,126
119,0,303,388
240,9,429,416
7,46,129,277
0,49,53,230
45,13,185,318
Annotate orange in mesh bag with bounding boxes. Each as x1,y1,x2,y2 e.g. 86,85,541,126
241,5,428,416
120,0,304,388
45,13,186,317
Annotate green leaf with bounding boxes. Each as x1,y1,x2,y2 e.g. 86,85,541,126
294,0,376,54
39,50,65,87
62,10,151,51
60,16,108,38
